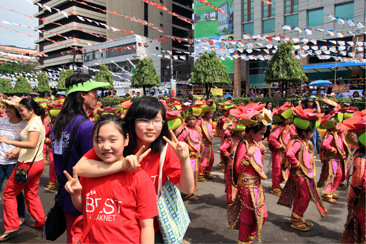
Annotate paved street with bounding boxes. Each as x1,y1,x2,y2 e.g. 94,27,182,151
0,137,349,243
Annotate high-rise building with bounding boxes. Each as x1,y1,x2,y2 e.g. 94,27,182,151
230,0,366,92
34,0,194,82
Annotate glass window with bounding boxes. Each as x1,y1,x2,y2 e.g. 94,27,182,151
335,3,354,20
263,18,275,33
285,0,298,13
308,8,324,26
243,23,254,34
263,0,276,17
285,14,298,26
243,0,254,21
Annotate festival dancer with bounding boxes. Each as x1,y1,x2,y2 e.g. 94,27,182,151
217,102,235,172
219,121,245,208
278,107,327,232
339,110,366,243
268,102,293,196
178,105,203,200
317,100,352,204
196,100,216,181
227,102,272,244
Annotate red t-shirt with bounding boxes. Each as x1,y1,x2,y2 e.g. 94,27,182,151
83,145,182,231
79,169,158,243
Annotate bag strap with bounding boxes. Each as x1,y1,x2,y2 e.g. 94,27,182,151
157,143,168,198
78,174,120,243
27,143,41,171
60,118,88,183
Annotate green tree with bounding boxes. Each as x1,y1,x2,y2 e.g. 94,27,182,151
13,76,33,95
95,64,114,90
0,62,36,75
36,72,52,94
0,78,14,95
264,41,308,97
189,51,232,98
57,69,74,91
131,58,160,95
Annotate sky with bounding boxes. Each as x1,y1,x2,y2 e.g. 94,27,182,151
0,0,38,49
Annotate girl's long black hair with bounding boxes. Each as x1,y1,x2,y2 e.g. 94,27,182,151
123,96,171,155
53,73,91,141
19,98,45,121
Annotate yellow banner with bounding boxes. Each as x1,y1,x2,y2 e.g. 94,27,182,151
211,88,223,96
193,95,204,100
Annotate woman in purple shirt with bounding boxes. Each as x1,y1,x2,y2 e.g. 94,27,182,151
50,73,108,243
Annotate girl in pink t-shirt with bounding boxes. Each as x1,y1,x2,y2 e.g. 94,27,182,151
64,115,158,243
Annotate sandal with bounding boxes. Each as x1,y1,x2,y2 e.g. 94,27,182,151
270,188,282,197
19,218,25,226
198,177,207,182
226,203,233,209
0,229,20,242
205,174,215,179
337,182,347,189
47,182,57,190
302,220,310,226
290,223,310,232
323,197,338,204
185,194,199,200
332,194,340,199
30,224,43,229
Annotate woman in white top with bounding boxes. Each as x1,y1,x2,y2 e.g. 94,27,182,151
0,97,26,226
0,98,45,241
263,101,273,140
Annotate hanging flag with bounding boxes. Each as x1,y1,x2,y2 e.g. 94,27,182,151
357,21,365,28
302,38,309,44
282,25,291,31
320,46,328,51
315,50,322,55
291,38,300,43
323,50,331,55
357,42,363,46
310,39,317,45
303,45,309,50
338,46,346,51
243,34,251,39
266,44,273,49
293,27,302,32
347,41,355,46
304,28,312,35
337,31,344,37
347,19,355,26
336,17,345,24
316,29,324,33
329,46,337,53
327,30,334,36
327,14,336,21
357,47,364,52
328,40,337,45
348,52,355,57
347,31,355,36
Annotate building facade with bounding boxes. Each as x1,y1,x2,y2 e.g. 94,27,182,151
34,0,194,82
230,0,366,91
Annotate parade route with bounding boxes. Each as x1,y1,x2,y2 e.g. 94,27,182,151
0,137,349,243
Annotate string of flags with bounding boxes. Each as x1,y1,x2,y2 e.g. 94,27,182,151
68,0,164,32
282,14,366,37
196,0,232,20
142,0,195,26
26,0,163,34
0,45,45,57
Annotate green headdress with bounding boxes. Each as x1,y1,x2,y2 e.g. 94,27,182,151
66,79,109,96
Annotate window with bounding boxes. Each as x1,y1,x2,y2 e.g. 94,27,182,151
335,3,354,20
243,0,254,21
285,14,298,26
243,23,254,34
285,0,298,14
262,18,275,33
263,0,276,18
308,8,324,26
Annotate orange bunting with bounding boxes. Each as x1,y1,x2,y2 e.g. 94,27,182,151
197,0,232,20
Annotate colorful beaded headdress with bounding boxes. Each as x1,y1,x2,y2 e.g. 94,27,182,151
230,102,272,127
292,107,324,131
272,102,293,123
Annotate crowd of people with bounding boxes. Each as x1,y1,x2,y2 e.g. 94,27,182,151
0,72,364,243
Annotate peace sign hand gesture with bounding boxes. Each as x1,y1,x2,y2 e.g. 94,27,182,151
64,167,82,194
122,146,151,171
163,130,189,161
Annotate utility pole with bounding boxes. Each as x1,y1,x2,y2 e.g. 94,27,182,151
170,56,174,80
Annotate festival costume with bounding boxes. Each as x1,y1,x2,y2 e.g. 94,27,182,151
227,102,272,243
338,110,366,243
219,125,244,207
268,102,293,196
178,104,203,200
196,100,216,180
278,107,327,232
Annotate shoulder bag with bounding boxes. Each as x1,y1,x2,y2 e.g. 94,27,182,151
43,118,88,241
156,144,191,243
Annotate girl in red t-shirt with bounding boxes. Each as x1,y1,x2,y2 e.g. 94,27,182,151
74,97,194,241
64,115,158,243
